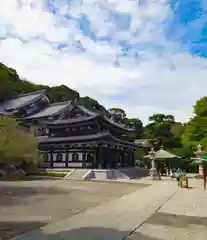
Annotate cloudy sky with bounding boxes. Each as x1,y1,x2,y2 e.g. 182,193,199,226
0,0,207,123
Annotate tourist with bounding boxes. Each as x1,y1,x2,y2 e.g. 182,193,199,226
175,168,181,186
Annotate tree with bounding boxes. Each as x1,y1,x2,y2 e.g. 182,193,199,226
182,97,207,150
0,116,40,175
149,114,174,123
143,113,179,149
0,62,79,103
194,97,207,117
108,108,126,123
124,118,143,138
170,122,184,138
48,85,79,103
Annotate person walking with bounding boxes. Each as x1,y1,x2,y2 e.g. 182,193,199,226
175,168,181,186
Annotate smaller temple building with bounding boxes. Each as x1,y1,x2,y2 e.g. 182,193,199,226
0,90,139,169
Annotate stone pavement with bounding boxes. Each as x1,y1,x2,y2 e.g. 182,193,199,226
10,178,207,240
10,181,177,240
129,178,207,240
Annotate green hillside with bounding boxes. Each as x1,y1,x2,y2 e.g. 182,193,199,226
0,62,107,113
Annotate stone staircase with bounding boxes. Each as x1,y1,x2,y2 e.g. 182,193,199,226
91,169,129,180
64,169,90,180
64,167,149,181
118,167,149,179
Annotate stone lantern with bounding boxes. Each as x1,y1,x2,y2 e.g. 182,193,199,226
194,144,205,177
148,147,158,180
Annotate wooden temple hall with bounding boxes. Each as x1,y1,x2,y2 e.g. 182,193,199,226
0,90,139,169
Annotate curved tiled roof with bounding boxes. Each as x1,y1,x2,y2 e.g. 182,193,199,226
24,101,72,119
3,90,46,111
45,115,97,125
37,132,137,148
46,104,134,132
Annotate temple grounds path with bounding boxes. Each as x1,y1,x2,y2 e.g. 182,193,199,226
2,178,207,240
0,179,147,240
8,180,177,240
128,178,207,240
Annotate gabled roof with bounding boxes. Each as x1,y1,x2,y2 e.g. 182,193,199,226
44,112,134,132
72,105,134,132
24,101,72,120
144,147,181,159
1,90,46,112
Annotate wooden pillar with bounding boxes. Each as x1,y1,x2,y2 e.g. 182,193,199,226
128,150,132,167
91,150,94,169
132,150,135,167
50,148,53,168
82,151,86,168
99,147,103,169
71,151,74,162
129,150,134,167
65,149,69,168
95,148,99,169
120,150,124,168
112,148,116,169
122,151,125,168
126,151,130,167
124,151,127,168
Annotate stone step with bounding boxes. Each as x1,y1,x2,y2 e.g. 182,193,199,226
64,169,89,180
118,167,149,179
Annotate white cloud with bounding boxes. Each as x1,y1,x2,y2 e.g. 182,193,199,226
0,0,207,124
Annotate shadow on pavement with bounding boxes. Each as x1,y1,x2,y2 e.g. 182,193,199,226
0,185,69,206
0,221,45,240
146,212,207,228
0,221,161,240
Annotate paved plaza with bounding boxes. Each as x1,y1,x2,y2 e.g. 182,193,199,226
0,179,146,239
0,177,207,240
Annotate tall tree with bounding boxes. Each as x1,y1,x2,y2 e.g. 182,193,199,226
182,97,207,150
149,114,174,123
143,113,178,149
125,118,143,138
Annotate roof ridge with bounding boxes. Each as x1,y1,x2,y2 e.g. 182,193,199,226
77,104,100,116
46,115,98,125
48,101,72,106
19,89,46,97
101,117,135,132
24,100,72,119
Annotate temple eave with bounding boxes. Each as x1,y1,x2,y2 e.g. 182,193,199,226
37,133,137,149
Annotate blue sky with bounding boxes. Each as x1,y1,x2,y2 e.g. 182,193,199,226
0,0,207,123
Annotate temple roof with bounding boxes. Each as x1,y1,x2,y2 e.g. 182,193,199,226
102,117,134,132
72,105,134,131
45,104,134,132
0,90,46,113
37,132,138,148
46,115,97,125
76,105,98,116
144,147,181,159
24,101,72,120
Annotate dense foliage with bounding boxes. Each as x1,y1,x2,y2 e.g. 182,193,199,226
0,116,40,175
